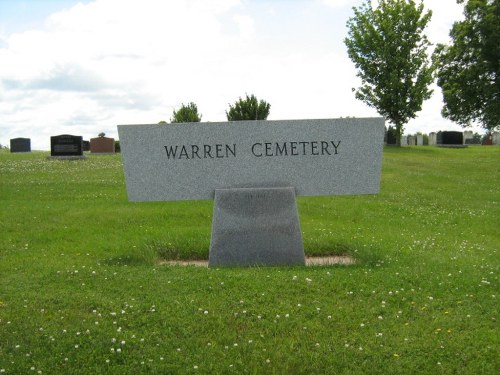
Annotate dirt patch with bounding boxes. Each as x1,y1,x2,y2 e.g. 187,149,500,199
159,255,355,267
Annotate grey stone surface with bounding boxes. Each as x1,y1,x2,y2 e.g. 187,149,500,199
429,132,437,145
417,134,423,146
208,187,305,267
118,118,385,201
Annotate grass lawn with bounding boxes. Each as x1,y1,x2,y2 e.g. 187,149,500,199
0,146,498,374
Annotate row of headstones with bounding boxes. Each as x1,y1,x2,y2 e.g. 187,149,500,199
394,131,500,146
9,135,116,155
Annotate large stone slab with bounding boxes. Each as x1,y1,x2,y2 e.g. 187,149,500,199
118,118,385,201
208,187,305,267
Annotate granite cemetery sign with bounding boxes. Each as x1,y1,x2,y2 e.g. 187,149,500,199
118,118,385,267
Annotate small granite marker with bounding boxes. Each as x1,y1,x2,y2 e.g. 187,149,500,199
118,118,385,267
10,138,31,153
90,136,115,154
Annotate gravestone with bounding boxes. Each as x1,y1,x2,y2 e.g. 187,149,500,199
463,131,473,145
50,134,84,159
118,118,385,267
437,131,466,148
429,132,437,146
417,134,423,146
401,135,408,146
90,136,115,154
492,132,500,145
82,140,90,152
10,138,31,153
408,135,416,146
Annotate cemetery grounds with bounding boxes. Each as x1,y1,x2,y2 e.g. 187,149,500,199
0,146,498,374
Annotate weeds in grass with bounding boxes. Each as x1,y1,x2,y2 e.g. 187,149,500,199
0,148,498,374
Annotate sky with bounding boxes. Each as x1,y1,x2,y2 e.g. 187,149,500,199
0,0,472,150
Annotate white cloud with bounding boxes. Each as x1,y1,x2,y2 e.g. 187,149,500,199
0,0,482,150
321,0,354,8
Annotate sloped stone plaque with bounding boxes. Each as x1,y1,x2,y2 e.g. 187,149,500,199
209,187,305,267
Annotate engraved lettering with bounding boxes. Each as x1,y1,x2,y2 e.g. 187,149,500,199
226,144,236,158
204,144,213,158
321,141,331,155
252,143,263,157
275,142,288,156
164,145,178,159
299,141,309,155
311,141,319,155
215,144,223,158
191,145,201,159
179,145,189,159
265,142,273,156
330,140,341,154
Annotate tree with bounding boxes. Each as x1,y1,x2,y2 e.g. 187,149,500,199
344,0,434,146
434,0,499,131
170,102,202,123
226,94,270,121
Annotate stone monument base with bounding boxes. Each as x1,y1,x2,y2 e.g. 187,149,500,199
49,155,87,160
208,187,305,267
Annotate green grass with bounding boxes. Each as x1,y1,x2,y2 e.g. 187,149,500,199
0,147,498,374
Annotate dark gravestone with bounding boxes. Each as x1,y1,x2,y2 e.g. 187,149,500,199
82,140,90,152
437,131,466,148
50,134,84,158
441,131,463,145
465,138,481,145
385,127,397,145
10,138,31,153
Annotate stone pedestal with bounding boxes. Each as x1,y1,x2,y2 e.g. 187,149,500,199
208,187,305,267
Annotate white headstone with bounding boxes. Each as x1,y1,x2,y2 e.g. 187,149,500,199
492,132,500,145
417,134,423,146
463,130,473,144
429,132,437,146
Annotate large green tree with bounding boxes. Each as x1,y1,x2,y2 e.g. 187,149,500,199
170,102,202,123
434,0,499,131
226,94,270,121
345,0,434,145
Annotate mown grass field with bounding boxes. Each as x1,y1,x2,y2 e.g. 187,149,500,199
0,146,498,374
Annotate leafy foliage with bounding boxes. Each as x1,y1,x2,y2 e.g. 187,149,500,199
226,94,270,121
434,0,500,131
345,0,434,145
170,102,202,123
